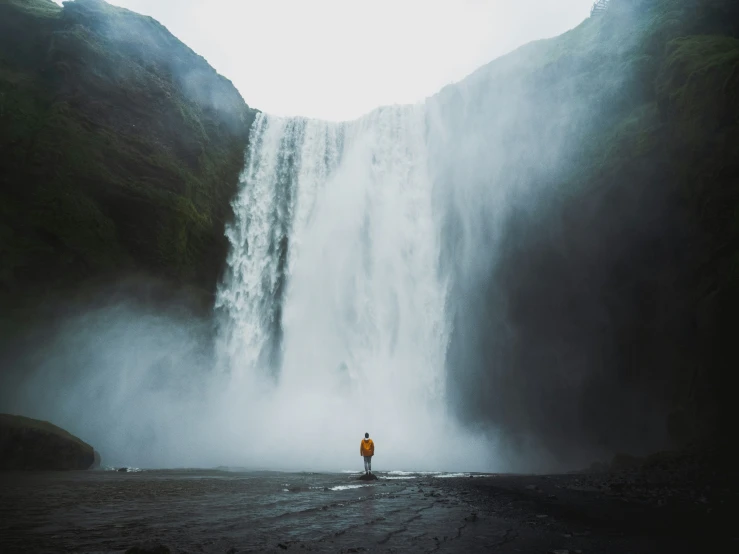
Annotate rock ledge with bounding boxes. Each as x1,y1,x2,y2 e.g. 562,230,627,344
0,414,96,470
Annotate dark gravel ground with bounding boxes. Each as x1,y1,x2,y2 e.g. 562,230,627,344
431,467,736,553
0,456,735,553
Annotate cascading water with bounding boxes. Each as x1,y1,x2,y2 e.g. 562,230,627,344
216,106,494,471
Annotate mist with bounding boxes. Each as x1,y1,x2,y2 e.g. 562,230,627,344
71,0,595,120
0,277,497,471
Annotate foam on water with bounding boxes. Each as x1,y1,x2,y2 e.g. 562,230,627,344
330,484,370,491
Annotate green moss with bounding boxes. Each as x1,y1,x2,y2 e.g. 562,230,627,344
656,35,739,126
31,184,121,265
4,0,61,18
0,0,256,303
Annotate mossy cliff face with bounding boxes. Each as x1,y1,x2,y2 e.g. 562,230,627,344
0,0,256,306
438,0,739,462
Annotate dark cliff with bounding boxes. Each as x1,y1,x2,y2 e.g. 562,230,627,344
0,0,256,309
436,0,738,466
0,413,97,470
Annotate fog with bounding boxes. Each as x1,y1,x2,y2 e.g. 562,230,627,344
0,281,498,471
0,297,221,469
54,0,594,120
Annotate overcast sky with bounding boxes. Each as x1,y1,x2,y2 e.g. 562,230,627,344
54,0,594,120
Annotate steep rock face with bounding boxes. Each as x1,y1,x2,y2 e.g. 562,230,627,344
436,0,738,465
0,413,96,470
0,0,256,307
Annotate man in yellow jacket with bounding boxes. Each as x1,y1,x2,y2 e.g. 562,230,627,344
360,432,374,474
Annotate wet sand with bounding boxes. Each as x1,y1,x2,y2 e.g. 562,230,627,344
0,468,733,553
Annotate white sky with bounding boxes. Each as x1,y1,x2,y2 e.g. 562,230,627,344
54,0,594,120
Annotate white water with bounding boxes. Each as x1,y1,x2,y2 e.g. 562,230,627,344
216,106,494,471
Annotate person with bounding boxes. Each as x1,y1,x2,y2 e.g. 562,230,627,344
360,432,374,474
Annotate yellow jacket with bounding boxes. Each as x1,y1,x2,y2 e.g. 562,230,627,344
360,438,374,457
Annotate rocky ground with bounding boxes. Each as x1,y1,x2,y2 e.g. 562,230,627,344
0,454,735,553
430,466,736,553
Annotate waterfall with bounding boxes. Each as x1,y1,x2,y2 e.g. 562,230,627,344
218,105,447,394
214,105,490,470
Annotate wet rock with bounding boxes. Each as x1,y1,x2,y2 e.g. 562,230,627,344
587,460,609,473
0,0,257,301
667,407,696,446
357,473,378,481
118,467,129,472
611,453,644,471
0,414,96,470
608,482,625,493
125,544,170,554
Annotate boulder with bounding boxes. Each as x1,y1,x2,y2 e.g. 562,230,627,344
357,473,378,481
610,453,645,472
0,414,96,470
